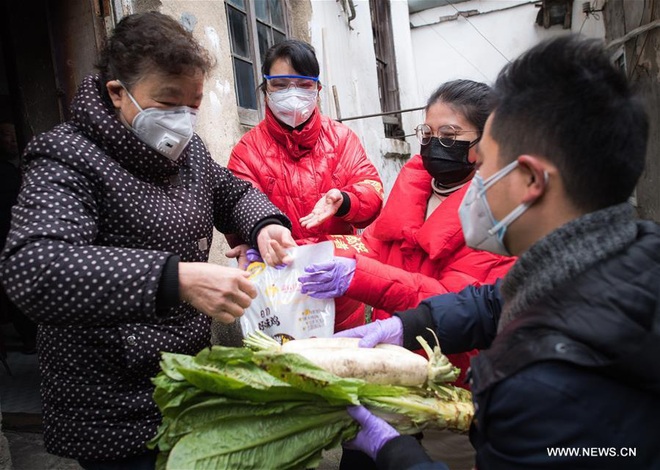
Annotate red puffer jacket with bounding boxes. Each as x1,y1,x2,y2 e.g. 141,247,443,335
331,155,516,387
228,108,383,330
228,108,383,244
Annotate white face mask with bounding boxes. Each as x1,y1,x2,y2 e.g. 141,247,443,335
458,160,531,256
120,82,197,161
267,88,318,128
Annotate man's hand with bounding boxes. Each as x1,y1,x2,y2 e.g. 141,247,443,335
334,317,404,348
178,262,257,323
256,224,297,267
344,405,400,460
299,188,344,229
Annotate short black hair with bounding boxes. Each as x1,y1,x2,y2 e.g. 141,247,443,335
259,39,320,93
426,79,494,133
96,11,214,90
490,35,648,212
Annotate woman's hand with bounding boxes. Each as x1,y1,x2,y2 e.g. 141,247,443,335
178,262,257,323
299,188,344,229
298,257,356,298
256,224,297,266
225,243,251,270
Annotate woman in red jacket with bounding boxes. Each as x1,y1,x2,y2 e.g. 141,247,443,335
300,78,516,469
226,39,382,330
227,39,383,245
301,79,516,373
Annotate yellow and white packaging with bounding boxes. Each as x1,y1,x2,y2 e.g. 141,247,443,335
240,241,335,343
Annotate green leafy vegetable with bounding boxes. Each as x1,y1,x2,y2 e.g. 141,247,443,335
150,339,473,469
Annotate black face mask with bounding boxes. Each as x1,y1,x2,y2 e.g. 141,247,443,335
420,137,476,187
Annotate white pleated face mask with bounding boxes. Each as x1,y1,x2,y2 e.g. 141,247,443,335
458,160,531,256
120,82,197,161
267,88,318,128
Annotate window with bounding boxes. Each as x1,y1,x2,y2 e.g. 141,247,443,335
535,0,573,29
369,0,404,139
225,0,288,125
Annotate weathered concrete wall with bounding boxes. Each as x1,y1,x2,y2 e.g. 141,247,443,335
605,0,660,222
309,0,405,195
408,0,605,157
289,0,313,42
392,0,423,175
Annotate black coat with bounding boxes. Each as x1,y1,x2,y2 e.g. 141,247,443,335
393,221,660,470
0,75,290,460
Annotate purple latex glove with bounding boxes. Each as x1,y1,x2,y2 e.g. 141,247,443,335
333,317,404,348
246,248,263,264
246,248,286,269
298,257,356,298
345,405,400,460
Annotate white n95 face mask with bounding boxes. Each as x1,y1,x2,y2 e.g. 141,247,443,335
458,160,530,256
120,82,197,161
267,88,318,128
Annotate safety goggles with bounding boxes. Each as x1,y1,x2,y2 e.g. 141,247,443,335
263,74,319,92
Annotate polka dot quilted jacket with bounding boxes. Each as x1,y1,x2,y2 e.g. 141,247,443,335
0,75,290,460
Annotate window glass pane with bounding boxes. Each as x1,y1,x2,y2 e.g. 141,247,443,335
273,30,286,46
226,0,245,9
227,6,250,58
257,22,271,64
226,0,289,114
269,0,285,30
234,58,257,109
255,0,269,22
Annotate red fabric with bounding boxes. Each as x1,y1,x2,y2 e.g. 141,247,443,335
228,107,384,329
340,155,517,388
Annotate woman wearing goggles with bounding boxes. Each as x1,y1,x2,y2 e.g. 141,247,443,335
226,39,384,333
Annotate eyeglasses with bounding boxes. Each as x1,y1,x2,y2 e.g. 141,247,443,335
264,74,319,92
414,123,481,147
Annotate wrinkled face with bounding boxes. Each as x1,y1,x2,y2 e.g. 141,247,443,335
424,101,480,164
107,69,204,126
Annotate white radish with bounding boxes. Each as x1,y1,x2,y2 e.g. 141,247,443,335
280,338,429,386
281,337,409,353
280,337,364,352
244,331,459,387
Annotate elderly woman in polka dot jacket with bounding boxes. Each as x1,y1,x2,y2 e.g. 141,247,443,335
0,11,297,470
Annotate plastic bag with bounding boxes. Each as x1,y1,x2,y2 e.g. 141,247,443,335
240,241,335,343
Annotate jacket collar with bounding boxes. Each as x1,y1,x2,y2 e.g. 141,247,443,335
264,106,321,159
70,75,185,182
369,155,468,260
472,220,660,396
499,203,638,332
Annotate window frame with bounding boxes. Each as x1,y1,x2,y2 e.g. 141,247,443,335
369,0,404,140
225,0,290,127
